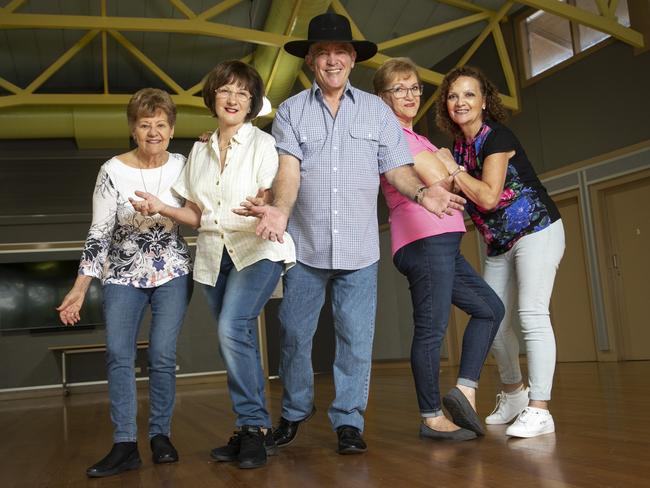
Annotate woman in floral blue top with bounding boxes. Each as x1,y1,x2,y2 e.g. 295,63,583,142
434,66,564,439
57,88,193,477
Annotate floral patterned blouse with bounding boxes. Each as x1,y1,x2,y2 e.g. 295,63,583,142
79,153,192,287
453,120,561,256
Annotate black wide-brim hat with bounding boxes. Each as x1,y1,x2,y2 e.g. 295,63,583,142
284,13,378,62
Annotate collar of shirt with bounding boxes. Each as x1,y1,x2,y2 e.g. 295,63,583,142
208,122,254,154
310,80,356,104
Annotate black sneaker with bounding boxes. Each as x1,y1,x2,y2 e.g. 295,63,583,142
210,427,277,463
238,426,267,469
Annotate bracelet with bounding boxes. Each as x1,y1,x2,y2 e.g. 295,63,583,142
413,185,427,204
450,165,466,178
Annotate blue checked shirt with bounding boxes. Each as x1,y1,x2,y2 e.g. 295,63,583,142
272,81,413,270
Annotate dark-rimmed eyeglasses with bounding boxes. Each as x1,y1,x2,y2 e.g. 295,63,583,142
384,84,424,99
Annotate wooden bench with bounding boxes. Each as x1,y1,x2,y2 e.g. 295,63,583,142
49,341,149,395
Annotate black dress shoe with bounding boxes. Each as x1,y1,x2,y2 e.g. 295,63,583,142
336,425,367,454
150,434,179,464
443,387,485,436
86,442,141,478
272,406,316,447
419,423,477,441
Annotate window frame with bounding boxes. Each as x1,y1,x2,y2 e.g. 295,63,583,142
514,3,622,87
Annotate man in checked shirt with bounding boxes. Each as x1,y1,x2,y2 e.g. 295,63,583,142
236,13,465,455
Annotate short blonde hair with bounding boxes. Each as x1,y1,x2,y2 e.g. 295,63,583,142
373,57,421,95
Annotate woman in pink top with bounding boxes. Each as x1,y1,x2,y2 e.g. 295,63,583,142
374,58,504,441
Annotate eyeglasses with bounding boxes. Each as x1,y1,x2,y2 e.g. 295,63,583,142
215,88,251,103
384,84,424,99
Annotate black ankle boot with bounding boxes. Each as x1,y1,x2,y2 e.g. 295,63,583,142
86,442,141,478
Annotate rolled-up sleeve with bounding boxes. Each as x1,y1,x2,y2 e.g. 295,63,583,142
377,104,413,174
272,102,303,161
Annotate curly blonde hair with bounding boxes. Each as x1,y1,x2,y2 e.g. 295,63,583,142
435,66,508,139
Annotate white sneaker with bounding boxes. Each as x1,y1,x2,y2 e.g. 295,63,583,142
505,407,555,438
485,387,529,425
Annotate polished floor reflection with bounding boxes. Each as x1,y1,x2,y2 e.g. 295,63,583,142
1,361,649,487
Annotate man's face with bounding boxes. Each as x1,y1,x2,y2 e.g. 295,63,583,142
306,42,356,95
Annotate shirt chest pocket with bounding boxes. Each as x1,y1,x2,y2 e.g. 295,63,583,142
298,129,326,161
349,125,380,161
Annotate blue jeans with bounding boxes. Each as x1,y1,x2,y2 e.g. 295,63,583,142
103,273,192,443
393,233,504,417
278,261,378,431
203,252,283,428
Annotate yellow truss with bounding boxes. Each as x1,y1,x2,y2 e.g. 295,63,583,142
0,0,644,144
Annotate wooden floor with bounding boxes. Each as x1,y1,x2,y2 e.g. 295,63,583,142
1,361,650,488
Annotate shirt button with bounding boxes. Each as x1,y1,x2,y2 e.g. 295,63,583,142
333,229,338,234
216,181,220,186
214,220,218,224
333,210,338,215
333,188,338,193
333,167,337,172
228,249,233,253
333,146,337,150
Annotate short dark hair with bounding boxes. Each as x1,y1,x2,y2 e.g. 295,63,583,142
435,66,508,139
202,60,265,121
126,88,176,129
372,57,421,95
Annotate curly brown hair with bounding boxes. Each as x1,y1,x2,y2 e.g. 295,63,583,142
435,66,508,140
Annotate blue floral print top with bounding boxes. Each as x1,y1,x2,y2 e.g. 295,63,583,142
453,120,561,256
79,153,192,287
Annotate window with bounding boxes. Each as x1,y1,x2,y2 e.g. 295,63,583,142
519,0,630,79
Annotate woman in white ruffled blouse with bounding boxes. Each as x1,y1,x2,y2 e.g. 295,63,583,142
57,88,192,477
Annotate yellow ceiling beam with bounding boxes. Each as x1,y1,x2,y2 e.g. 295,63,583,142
456,1,512,68
197,0,245,21
517,0,643,47
0,76,24,94
0,0,27,14
264,0,303,95
492,23,518,110
608,0,620,17
108,30,187,95
0,12,293,48
0,93,206,110
435,0,493,15
168,0,197,19
298,70,312,89
378,12,491,51
25,30,99,94
594,0,609,17
364,52,445,85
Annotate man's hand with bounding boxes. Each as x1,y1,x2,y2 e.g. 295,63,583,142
420,181,466,218
129,191,166,216
233,189,288,243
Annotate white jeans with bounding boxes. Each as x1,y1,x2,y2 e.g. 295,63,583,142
483,219,565,401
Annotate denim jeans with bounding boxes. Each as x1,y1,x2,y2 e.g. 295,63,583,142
484,219,565,401
103,273,192,443
278,261,378,432
203,252,283,428
393,233,504,417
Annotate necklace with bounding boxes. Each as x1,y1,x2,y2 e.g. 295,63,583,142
136,153,164,196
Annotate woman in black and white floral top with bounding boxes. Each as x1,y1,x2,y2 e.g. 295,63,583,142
57,88,193,478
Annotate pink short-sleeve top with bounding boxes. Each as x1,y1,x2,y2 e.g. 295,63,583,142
380,127,466,256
